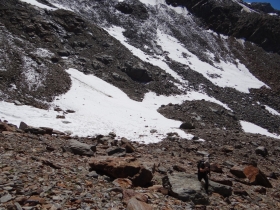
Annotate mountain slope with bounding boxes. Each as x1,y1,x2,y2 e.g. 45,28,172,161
1,0,278,137
1,0,280,209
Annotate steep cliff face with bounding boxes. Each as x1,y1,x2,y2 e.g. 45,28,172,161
166,0,280,54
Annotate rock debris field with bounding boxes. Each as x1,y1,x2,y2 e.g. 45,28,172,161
1,120,280,210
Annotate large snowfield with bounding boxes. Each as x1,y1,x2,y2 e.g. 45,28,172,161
2,0,278,142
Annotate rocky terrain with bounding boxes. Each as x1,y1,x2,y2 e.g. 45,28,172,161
1,0,280,209
1,120,280,210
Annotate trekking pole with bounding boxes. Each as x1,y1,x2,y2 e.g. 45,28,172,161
208,154,211,177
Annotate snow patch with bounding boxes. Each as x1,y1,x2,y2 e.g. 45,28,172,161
33,48,54,58
19,0,56,10
240,120,280,139
52,3,73,11
22,56,46,90
0,68,231,143
264,105,280,116
156,30,268,93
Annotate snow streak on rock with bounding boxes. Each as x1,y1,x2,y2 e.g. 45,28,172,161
240,120,280,139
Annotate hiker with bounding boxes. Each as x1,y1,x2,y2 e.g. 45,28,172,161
197,160,210,194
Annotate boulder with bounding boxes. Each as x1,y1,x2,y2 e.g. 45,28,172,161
209,180,232,197
179,122,195,129
63,139,96,156
230,165,246,178
255,146,268,156
24,127,46,135
39,127,53,135
121,137,136,153
0,122,16,132
243,165,272,188
106,147,126,156
162,173,209,205
89,156,153,186
221,145,234,153
19,121,28,130
0,194,12,203
122,62,153,82
210,177,233,186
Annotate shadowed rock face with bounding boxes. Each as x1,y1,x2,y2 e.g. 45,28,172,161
166,0,280,54
115,1,149,20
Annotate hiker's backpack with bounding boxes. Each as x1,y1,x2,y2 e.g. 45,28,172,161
197,160,204,169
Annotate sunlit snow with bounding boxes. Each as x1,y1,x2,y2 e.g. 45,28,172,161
240,120,280,139
156,30,267,93
0,69,234,143
19,0,56,10
19,0,72,11
264,105,280,116
106,25,267,93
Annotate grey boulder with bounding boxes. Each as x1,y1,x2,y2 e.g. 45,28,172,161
162,173,209,205
63,139,96,156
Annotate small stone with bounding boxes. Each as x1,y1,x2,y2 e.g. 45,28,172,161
0,194,12,203
87,171,99,178
14,100,22,106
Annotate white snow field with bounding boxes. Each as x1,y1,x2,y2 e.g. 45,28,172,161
1,68,231,143
240,121,280,139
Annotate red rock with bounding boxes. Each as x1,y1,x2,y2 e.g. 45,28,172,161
0,122,16,132
25,196,46,205
113,178,133,189
243,165,272,188
89,156,153,186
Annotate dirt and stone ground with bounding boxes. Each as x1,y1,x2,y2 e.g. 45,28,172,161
1,120,280,209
